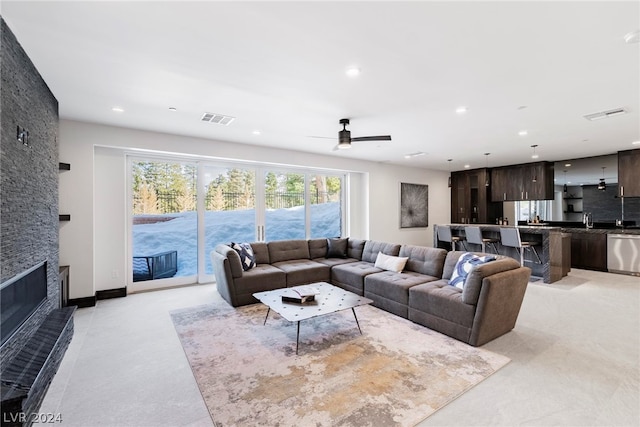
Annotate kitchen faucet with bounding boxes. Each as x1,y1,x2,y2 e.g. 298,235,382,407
583,212,593,229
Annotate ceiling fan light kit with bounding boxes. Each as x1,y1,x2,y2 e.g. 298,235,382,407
331,118,391,151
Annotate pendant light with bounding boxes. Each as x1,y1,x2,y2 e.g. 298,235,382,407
530,145,539,182
447,159,453,188
598,166,606,191
530,144,539,159
484,153,490,187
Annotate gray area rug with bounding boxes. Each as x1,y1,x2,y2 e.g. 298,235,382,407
170,300,510,426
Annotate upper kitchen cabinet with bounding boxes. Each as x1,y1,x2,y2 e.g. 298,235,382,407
490,161,554,201
618,149,640,197
451,168,502,224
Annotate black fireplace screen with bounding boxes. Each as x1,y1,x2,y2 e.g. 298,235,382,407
1,261,48,346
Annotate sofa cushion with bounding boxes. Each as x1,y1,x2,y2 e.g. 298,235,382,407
272,259,330,286
409,280,475,328
229,242,256,271
399,245,447,277
331,261,382,295
365,271,436,306
314,257,359,267
449,252,497,289
362,240,401,263
268,240,310,263
327,238,348,258
374,252,408,273
234,264,286,294
250,242,270,264
347,239,366,260
308,238,328,259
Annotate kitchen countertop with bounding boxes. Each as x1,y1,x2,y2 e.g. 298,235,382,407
446,223,640,235
561,227,640,235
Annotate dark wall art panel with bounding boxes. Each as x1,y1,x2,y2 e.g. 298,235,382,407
400,183,428,228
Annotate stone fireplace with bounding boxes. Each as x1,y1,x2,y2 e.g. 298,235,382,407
1,18,73,425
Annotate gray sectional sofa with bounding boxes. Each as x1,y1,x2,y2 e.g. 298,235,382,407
211,238,531,346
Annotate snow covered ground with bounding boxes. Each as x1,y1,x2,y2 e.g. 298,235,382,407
133,202,341,277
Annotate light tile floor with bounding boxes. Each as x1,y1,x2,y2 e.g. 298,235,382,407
40,269,639,426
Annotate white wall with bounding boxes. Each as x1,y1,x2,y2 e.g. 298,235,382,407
60,119,450,299
94,146,126,291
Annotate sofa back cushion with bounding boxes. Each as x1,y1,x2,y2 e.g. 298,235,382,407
250,242,270,264
461,257,521,305
308,238,328,259
214,244,243,278
347,239,366,260
268,239,310,263
362,240,401,263
399,245,447,277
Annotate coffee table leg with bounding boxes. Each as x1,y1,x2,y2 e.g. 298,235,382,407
352,307,363,334
263,307,270,325
296,321,300,355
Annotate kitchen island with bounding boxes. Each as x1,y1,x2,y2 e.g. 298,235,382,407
435,224,571,284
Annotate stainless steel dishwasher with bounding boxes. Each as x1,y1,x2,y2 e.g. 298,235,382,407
607,234,640,276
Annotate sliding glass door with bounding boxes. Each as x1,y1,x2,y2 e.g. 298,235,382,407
130,156,346,288
201,165,256,279
130,159,198,289
264,171,306,241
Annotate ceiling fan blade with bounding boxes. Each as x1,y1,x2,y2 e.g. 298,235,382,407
351,135,392,142
308,135,337,140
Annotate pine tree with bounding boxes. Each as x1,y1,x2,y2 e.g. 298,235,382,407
135,182,160,214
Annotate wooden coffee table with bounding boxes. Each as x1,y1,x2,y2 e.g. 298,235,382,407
253,282,373,354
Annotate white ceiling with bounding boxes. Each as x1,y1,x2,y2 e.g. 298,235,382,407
2,1,639,184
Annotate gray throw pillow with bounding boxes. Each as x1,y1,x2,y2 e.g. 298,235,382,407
326,238,348,258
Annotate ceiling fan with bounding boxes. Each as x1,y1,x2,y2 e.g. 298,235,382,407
311,118,392,151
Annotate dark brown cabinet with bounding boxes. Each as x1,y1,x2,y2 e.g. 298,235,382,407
570,232,607,271
451,168,502,224
618,149,640,197
490,161,554,201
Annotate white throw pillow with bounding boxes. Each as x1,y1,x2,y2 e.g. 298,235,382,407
374,252,409,273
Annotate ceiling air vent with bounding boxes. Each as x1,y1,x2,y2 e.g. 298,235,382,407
201,112,235,126
583,108,628,121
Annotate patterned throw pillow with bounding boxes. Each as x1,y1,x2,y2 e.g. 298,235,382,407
229,242,256,271
449,252,496,289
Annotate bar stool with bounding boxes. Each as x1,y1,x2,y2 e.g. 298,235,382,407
464,226,499,254
499,227,541,266
437,225,464,251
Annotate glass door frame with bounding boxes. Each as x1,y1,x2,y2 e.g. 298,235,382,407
128,154,349,287
126,154,199,291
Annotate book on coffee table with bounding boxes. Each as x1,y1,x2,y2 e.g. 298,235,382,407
281,285,320,304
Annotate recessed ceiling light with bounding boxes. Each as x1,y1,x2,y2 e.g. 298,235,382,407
518,130,528,136
565,163,572,167
632,140,640,146
517,105,528,110
455,106,467,114
252,130,261,135
464,164,470,169
112,106,124,113
345,66,361,77
624,30,640,44
168,107,177,112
